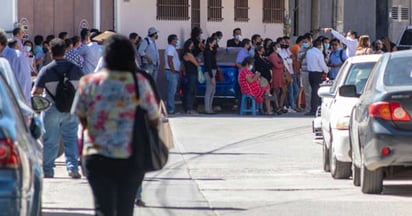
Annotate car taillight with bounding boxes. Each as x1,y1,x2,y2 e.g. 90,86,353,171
369,102,411,122
0,138,20,169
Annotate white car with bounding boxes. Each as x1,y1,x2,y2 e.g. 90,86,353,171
318,54,381,179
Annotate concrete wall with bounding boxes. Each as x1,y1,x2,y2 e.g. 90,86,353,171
116,0,284,49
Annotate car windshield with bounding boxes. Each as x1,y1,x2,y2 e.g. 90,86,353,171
399,29,412,45
383,56,412,86
344,62,376,94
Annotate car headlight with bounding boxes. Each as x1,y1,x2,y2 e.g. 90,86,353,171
336,116,350,130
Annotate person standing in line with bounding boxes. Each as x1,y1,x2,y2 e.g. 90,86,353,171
297,33,313,112
182,39,200,114
324,28,358,57
0,32,32,104
203,37,218,114
268,41,286,114
327,39,347,80
226,28,243,47
190,27,205,58
78,28,101,74
65,38,84,69
355,35,373,56
138,27,160,82
235,39,251,69
305,39,329,116
32,38,84,178
164,34,181,115
12,27,25,54
72,34,159,216
249,34,262,57
278,37,299,113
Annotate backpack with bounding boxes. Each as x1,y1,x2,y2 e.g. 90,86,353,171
45,65,76,113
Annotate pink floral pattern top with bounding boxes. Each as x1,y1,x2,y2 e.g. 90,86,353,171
72,69,159,159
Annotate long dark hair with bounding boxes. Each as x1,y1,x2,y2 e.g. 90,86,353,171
205,37,216,51
182,39,193,59
103,34,136,72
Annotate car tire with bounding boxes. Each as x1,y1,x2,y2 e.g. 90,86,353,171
360,158,383,194
330,148,351,179
352,150,360,186
323,140,330,172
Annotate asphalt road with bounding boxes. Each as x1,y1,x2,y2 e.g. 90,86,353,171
42,113,412,216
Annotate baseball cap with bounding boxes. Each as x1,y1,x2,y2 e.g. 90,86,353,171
148,27,159,36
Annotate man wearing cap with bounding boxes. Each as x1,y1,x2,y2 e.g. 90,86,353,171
138,27,160,82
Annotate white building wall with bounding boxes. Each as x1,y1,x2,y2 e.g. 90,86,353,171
117,0,284,49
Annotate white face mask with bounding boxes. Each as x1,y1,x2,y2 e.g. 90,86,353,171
176,40,181,47
276,47,282,53
24,45,32,52
248,65,253,70
235,35,242,40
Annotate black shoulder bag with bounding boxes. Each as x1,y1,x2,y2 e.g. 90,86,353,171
130,72,168,172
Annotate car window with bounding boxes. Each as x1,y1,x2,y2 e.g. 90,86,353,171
399,29,412,46
343,62,376,94
329,60,349,94
0,77,28,132
384,56,412,86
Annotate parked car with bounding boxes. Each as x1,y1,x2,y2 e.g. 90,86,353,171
0,58,49,215
181,47,241,105
396,25,412,50
317,55,381,178
347,50,412,194
0,74,49,216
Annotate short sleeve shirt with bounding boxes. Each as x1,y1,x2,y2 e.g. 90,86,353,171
72,69,159,159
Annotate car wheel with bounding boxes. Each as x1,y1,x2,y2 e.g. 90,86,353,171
360,155,383,194
323,140,330,172
351,149,360,186
330,147,351,179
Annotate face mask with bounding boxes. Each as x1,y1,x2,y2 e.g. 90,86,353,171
276,47,282,53
235,35,242,40
176,40,181,47
217,38,221,43
324,43,330,50
280,44,288,49
24,45,32,52
248,65,253,70
302,42,309,48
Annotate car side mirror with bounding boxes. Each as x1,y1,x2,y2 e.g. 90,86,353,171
318,86,333,98
29,115,44,140
31,96,51,112
339,85,357,97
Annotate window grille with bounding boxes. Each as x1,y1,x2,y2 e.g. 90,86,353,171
263,0,284,23
234,0,249,22
401,7,409,21
157,0,190,20
392,6,399,20
208,0,223,21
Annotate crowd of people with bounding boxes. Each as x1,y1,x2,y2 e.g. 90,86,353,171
0,24,399,215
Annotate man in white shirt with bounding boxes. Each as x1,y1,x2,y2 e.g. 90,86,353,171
305,39,329,116
324,28,358,57
164,34,181,114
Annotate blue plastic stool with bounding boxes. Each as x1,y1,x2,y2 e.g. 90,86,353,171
239,94,262,115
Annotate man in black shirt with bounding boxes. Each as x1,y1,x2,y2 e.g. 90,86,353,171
226,28,242,47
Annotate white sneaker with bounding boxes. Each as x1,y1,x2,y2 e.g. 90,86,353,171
288,108,296,113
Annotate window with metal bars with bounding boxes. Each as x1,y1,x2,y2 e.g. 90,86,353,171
208,0,223,21
157,0,190,20
263,0,284,23
234,0,249,22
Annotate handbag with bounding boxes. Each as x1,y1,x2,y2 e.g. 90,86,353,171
131,71,169,172
259,77,269,88
215,69,224,82
197,66,205,83
158,100,174,149
283,70,293,85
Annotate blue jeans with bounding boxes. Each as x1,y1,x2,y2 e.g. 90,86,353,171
42,105,79,176
165,69,180,113
141,63,159,83
184,72,198,111
287,74,299,109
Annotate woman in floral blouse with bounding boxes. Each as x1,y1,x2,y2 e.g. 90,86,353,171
72,34,159,216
